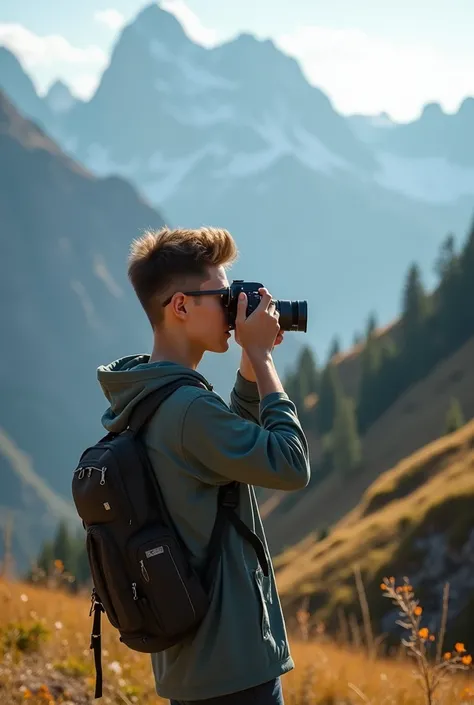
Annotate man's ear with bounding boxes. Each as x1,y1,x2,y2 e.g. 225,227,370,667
173,294,187,318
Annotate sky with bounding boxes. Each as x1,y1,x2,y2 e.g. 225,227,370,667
0,0,473,122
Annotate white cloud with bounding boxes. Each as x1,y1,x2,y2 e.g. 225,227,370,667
94,9,126,31
159,0,220,47
0,23,107,99
276,25,474,122
0,23,106,70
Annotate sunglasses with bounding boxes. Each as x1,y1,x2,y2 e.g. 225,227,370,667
161,287,231,308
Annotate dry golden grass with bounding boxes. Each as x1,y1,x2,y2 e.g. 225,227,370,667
1,577,474,705
0,578,161,704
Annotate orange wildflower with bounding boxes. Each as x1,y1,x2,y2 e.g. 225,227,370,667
455,642,466,653
418,628,429,639
462,655,473,666
444,652,452,660
414,606,422,616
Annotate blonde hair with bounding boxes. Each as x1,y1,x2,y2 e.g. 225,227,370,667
127,226,238,325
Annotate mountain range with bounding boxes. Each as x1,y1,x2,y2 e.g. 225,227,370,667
1,3,473,357
1,1,474,573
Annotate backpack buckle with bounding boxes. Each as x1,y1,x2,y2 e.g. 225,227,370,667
220,485,238,509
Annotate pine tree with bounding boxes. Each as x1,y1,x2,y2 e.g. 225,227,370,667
283,369,300,408
375,336,401,409
445,397,465,435
357,332,382,431
332,396,362,476
365,312,377,339
37,540,54,576
433,233,463,356
53,520,74,573
401,263,432,382
317,362,344,435
297,346,320,399
458,217,474,336
283,346,319,426
402,263,430,340
434,233,457,281
73,537,90,586
328,337,341,361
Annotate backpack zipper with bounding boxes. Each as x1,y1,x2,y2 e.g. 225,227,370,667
140,560,150,582
74,461,135,524
74,466,107,483
131,583,138,601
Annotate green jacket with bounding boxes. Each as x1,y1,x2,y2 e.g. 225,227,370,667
97,354,310,701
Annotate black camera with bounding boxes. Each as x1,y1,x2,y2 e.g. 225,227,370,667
226,281,307,332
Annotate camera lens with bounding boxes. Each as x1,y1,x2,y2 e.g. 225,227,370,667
276,300,307,332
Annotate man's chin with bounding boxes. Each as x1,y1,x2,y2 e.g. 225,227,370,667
214,338,230,354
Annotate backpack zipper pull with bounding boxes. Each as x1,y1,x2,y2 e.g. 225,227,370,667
100,467,107,485
88,467,93,478
78,468,85,479
131,583,138,601
140,560,150,583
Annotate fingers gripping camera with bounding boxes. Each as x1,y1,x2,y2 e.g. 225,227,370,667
227,281,307,332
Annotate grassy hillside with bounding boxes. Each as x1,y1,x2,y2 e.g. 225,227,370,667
262,334,474,554
0,578,473,704
274,416,474,650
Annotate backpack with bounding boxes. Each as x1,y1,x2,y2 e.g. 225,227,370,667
71,379,269,699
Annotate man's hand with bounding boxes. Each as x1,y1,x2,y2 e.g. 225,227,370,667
235,290,285,382
238,332,284,382
234,289,283,352
235,328,285,350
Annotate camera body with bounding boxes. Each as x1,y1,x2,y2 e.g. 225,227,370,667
226,280,307,333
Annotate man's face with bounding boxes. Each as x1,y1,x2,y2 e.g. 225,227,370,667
185,265,231,355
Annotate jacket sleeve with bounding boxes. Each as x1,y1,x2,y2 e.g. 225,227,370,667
181,390,310,491
229,370,261,425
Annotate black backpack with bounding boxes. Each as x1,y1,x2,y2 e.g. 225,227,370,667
71,379,269,699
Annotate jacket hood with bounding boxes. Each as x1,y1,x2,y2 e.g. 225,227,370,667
97,354,213,433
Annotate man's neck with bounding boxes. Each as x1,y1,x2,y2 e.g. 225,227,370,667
149,335,203,370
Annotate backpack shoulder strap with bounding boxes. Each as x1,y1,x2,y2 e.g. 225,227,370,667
202,483,270,590
126,379,206,435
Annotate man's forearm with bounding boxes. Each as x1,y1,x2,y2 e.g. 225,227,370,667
239,349,257,383
246,351,285,398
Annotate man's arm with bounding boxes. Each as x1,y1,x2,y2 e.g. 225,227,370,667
229,329,285,424
229,351,261,424
182,389,310,491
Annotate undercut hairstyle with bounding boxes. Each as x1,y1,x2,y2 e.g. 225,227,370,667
127,226,238,326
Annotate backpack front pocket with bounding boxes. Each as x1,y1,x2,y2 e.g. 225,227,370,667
87,525,144,633
129,527,209,638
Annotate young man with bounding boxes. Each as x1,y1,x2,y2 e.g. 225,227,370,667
97,227,310,705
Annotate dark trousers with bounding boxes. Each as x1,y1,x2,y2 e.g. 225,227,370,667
170,678,284,705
